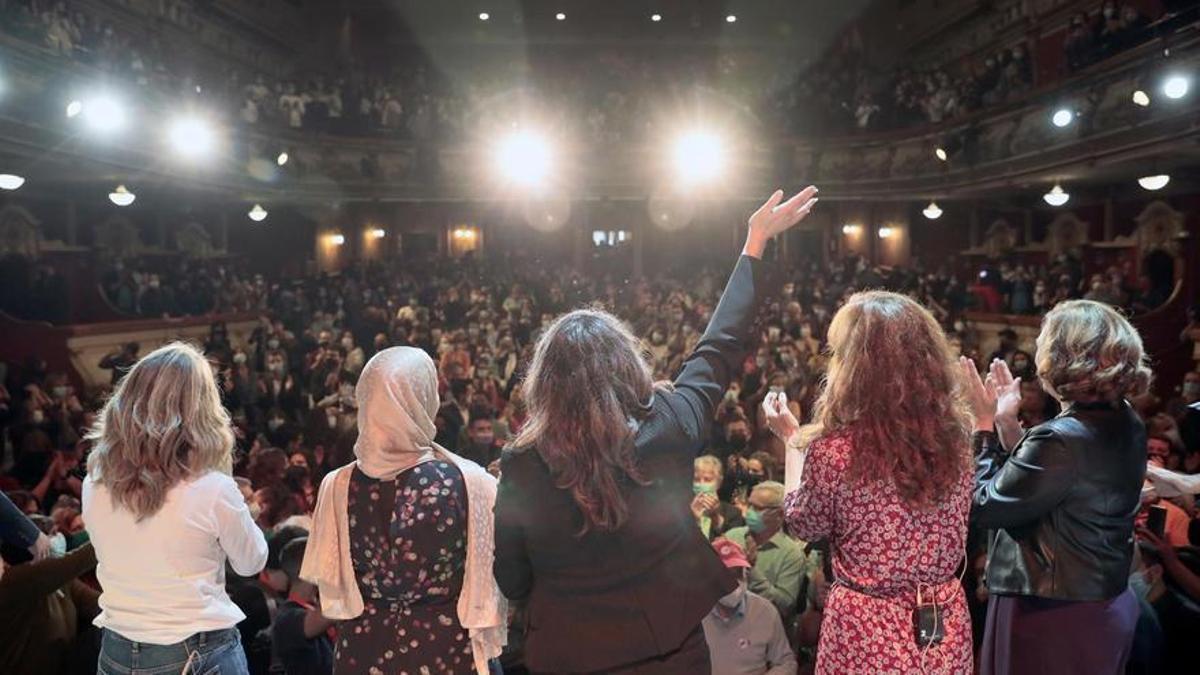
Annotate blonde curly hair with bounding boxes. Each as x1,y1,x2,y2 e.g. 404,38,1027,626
1035,300,1152,402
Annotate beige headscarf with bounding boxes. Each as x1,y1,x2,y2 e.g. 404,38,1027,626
301,347,507,675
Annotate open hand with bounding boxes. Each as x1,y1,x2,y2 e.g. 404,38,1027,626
744,187,819,258
763,391,801,444
959,356,997,430
988,358,1022,423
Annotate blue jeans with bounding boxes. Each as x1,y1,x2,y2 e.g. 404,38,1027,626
98,627,249,675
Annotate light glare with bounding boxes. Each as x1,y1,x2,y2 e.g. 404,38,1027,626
556,12,565,21
168,115,217,159
1051,108,1074,127
478,12,489,21
494,130,553,188
276,151,289,166
1163,75,1190,100
672,130,725,185
83,95,126,134
65,100,82,118
725,15,737,23
651,13,661,22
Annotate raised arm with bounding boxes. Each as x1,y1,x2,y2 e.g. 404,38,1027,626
662,187,818,443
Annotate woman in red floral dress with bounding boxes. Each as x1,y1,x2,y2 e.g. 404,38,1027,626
765,291,975,674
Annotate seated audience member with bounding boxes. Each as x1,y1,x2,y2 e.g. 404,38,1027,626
723,481,807,621
461,405,504,470
692,455,745,540
0,514,100,675
703,537,797,675
272,536,335,675
97,342,139,385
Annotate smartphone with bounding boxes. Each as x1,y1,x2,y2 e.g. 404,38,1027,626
1147,505,1167,539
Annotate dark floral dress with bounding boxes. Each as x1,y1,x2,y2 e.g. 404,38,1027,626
337,460,475,675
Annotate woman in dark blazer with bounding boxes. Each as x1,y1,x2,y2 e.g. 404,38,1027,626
493,186,819,674
962,299,1151,675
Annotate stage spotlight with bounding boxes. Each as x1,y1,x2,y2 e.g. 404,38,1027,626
108,184,136,206
248,204,268,222
1051,108,1074,128
0,174,25,191
83,95,127,134
556,12,565,21
330,233,345,246
1138,174,1170,191
167,115,217,160
65,100,82,118
1163,74,1190,100
370,228,386,238
276,151,289,166
1042,183,1069,207
672,130,725,185
494,129,553,188
935,147,948,161
651,13,662,22
1131,90,1150,106
725,15,737,23
923,201,943,220
841,224,862,235
478,12,489,21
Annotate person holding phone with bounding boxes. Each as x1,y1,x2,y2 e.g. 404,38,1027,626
962,300,1150,675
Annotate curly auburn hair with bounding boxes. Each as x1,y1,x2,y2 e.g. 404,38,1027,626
801,291,972,509
1035,300,1152,402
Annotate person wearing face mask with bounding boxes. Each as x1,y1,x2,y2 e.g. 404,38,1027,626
340,332,365,375
1008,349,1035,381
722,482,806,622
692,456,745,540
0,513,100,675
460,407,504,471
703,538,797,675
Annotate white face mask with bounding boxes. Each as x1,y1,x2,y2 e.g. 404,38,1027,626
48,532,67,558
717,579,747,610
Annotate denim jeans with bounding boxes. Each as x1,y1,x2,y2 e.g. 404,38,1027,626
98,627,249,675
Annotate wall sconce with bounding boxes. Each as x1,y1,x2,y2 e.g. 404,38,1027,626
330,233,345,246
878,226,895,239
841,224,862,235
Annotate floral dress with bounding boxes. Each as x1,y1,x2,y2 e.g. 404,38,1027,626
338,460,475,675
784,432,974,675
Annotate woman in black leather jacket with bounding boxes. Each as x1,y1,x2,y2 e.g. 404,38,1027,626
962,299,1151,675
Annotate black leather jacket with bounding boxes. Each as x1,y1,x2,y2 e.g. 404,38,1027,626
971,400,1146,601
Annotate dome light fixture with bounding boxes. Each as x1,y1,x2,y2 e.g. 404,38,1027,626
276,151,289,166
108,184,136,206
651,13,662,22
248,204,268,222
725,14,737,23
1131,90,1151,106
923,201,943,220
1163,74,1190,100
878,226,895,239
935,147,948,161
0,173,26,191
1137,174,1170,191
370,228,386,239
478,12,489,21
330,233,345,246
1051,108,1074,128
1043,183,1069,207
841,223,862,235
65,99,83,118
555,12,565,21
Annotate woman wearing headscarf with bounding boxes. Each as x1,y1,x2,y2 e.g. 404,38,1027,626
302,347,507,675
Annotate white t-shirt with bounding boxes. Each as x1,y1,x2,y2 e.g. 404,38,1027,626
82,470,268,644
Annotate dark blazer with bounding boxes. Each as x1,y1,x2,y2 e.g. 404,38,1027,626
972,400,1146,601
494,254,773,673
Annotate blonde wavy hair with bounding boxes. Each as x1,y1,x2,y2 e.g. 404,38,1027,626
802,291,972,508
87,342,234,520
1035,300,1152,402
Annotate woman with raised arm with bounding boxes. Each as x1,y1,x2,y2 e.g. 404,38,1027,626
83,342,268,675
766,291,975,674
494,186,818,674
962,300,1149,675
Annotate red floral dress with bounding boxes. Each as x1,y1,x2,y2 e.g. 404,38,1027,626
784,432,973,674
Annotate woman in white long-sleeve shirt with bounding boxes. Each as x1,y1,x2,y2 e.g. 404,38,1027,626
82,342,268,675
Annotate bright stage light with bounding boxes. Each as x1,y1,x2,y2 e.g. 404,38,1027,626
248,204,268,222
1138,174,1170,191
0,174,25,191
651,14,662,22
1163,74,1190,100
1043,183,1069,207
1051,108,1074,128
83,95,126,134
672,130,725,185
108,184,136,206
935,147,948,161
276,151,289,166
65,100,82,118
167,115,217,160
923,201,943,220
494,130,553,188
1131,90,1150,106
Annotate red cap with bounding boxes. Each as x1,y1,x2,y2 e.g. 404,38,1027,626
712,537,751,569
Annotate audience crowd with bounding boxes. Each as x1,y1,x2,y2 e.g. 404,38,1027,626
2,245,1199,673
0,0,1171,141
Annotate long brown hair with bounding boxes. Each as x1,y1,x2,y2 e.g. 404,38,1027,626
802,291,972,508
513,308,653,534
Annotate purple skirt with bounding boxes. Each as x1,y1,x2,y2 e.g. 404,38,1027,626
980,587,1139,675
